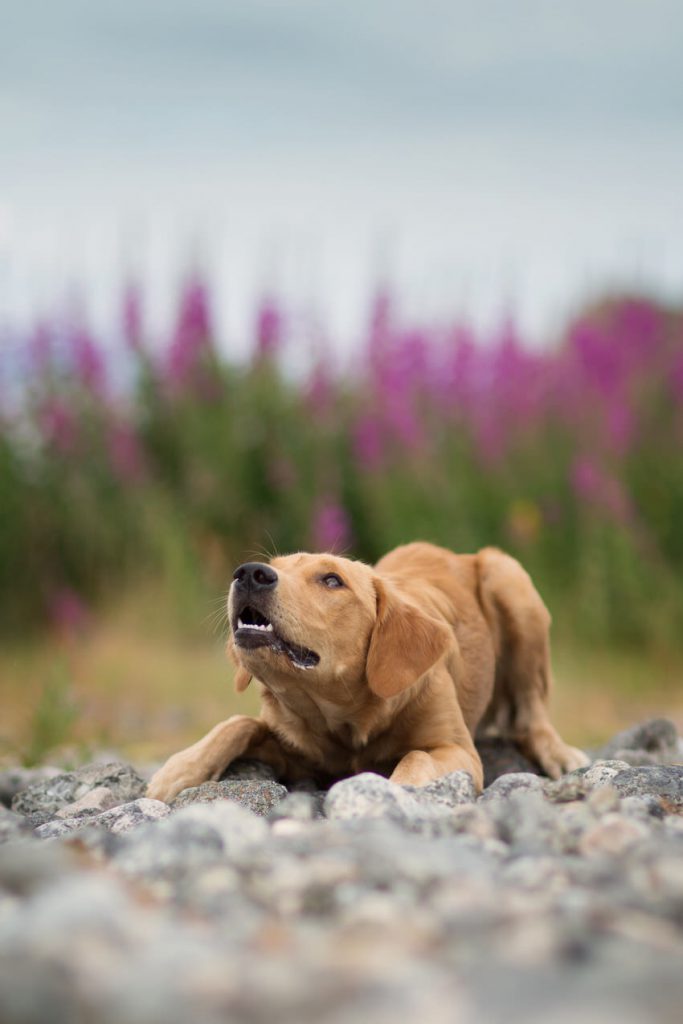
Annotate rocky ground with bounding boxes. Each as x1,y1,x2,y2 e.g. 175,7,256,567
1,719,682,1024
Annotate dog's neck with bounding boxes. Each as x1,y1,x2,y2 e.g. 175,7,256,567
258,675,398,754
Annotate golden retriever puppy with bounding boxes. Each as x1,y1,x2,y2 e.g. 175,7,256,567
147,542,587,802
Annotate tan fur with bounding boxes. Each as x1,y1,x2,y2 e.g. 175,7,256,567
147,542,587,802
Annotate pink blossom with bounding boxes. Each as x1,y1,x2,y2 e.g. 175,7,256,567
48,587,90,635
570,456,631,523
311,498,351,552
122,283,143,352
255,298,283,359
165,276,214,389
71,328,106,395
353,413,383,470
107,422,146,483
37,399,78,454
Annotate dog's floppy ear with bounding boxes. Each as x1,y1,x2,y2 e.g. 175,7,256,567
227,638,252,692
366,577,452,699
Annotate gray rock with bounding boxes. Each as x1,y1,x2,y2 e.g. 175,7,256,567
404,770,477,808
578,813,651,856
110,800,268,884
171,778,288,815
11,762,146,824
479,772,546,802
0,766,61,808
323,773,472,834
0,807,33,845
268,791,322,822
476,736,543,785
594,718,680,763
53,786,118,819
34,798,170,839
219,757,278,781
610,765,683,808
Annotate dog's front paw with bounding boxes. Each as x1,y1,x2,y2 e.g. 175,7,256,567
538,741,590,779
146,754,210,803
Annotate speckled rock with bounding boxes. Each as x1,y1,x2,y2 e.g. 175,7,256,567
593,718,681,765
171,778,288,815
0,808,33,845
34,798,170,839
2,723,683,1024
324,772,473,833
0,766,61,808
54,786,118,819
404,771,477,808
578,813,651,856
268,791,322,822
610,765,683,807
479,772,546,802
109,800,269,887
11,762,146,825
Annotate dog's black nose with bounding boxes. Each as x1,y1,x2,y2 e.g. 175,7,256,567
233,562,278,592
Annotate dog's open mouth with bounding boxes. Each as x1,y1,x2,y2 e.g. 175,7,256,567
234,605,320,670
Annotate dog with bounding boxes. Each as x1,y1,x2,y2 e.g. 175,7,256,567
147,542,588,802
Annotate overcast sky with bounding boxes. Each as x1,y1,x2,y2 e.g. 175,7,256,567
1,0,682,358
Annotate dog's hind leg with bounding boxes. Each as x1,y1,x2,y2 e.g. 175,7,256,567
477,548,588,778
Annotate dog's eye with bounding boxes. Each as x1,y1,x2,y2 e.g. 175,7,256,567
321,573,344,589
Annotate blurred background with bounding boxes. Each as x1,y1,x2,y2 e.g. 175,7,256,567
1,1,682,766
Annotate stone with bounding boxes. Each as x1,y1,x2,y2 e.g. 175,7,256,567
54,786,118,818
609,766,683,808
476,736,543,785
594,719,680,763
323,773,471,832
583,759,633,788
404,770,477,808
109,800,268,885
579,813,651,857
479,772,546,802
219,757,279,781
11,762,146,824
0,807,33,845
0,766,61,808
268,791,321,822
171,778,288,815
34,798,170,839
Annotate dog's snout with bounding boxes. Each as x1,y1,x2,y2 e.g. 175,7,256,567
233,561,278,592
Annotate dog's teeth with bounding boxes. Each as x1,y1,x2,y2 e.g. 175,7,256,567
265,623,273,632
237,617,244,629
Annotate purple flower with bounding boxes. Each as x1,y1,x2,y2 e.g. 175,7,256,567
48,587,90,635
165,275,214,390
353,413,383,470
37,399,78,454
570,456,631,523
71,327,106,396
306,363,334,418
122,283,143,352
311,497,351,552
107,421,145,483
255,298,283,359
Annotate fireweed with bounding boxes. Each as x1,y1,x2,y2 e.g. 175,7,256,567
1,281,682,647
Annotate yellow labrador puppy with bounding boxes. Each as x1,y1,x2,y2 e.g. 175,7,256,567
148,542,587,801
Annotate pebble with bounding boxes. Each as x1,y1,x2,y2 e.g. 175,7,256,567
171,778,288,815
0,720,682,1024
11,762,146,825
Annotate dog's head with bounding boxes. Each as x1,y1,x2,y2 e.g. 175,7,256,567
227,552,451,701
